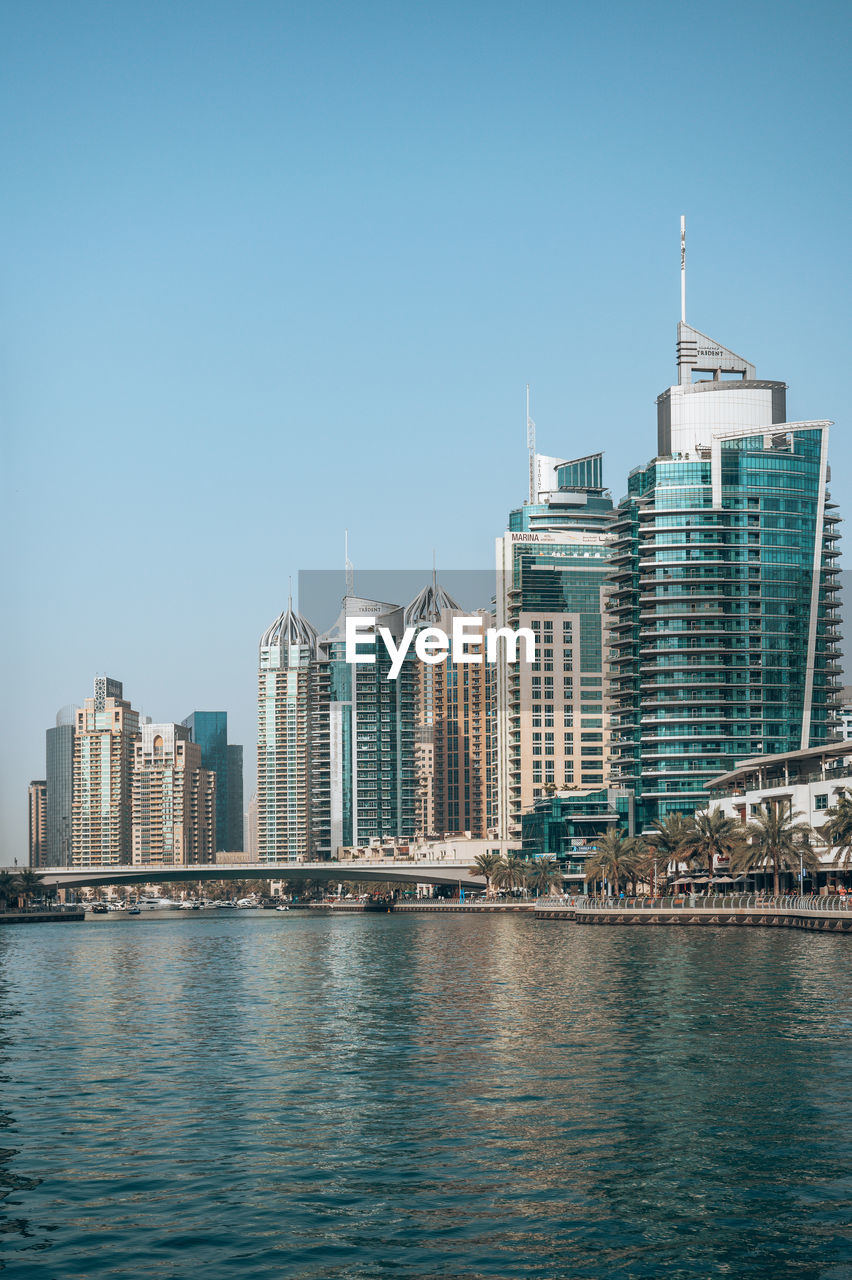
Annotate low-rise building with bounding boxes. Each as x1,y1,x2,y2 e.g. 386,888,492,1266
706,742,852,885
706,741,851,831
337,834,520,863
521,786,635,881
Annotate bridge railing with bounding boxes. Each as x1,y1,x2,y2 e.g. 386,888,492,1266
574,894,852,914
536,893,852,914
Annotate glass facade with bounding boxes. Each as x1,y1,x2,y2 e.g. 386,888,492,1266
226,745,244,852
182,712,244,852
46,721,75,865
324,602,417,848
609,423,841,825
521,788,633,877
497,455,615,838
257,607,324,862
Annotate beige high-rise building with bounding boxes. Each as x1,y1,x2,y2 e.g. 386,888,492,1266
495,453,615,840
28,780,48,867
245,790,258,861
431,607,496,838
131,723,215,865
257,602,327,862
72,679,140,866
402,583,497,840
404,581,461,838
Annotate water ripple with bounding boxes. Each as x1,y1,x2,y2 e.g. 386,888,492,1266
0,914,849,1278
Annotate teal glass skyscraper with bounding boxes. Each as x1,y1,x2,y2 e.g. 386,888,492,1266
181,711,244,852
46,707,75,865
256,589,422,861
608,322,841,824
322,594,417,850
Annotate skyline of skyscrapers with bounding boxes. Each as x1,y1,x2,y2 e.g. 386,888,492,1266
250,313,841,857
25,309,844,866
30,677,244,868
255,582,503,864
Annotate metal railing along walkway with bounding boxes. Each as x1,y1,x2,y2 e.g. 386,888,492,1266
534,893,852,929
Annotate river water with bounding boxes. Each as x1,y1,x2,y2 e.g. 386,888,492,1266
0,912,849,1278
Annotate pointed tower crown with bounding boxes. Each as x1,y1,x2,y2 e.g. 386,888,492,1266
259,603,318,657
403,581,462,627
677,322,756,386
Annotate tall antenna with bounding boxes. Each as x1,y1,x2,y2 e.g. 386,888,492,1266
526,384,536,504
288,575,293,610
344,530,354,597
432,548,437,592
680,214,686,324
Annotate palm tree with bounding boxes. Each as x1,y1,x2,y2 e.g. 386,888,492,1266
525,857,563,898
686,809,746,883
14,869,44,908
493,854,527,895
470,852,504,899
645,813,697,891
820,788,852,878
625,837,649,893
730,806,819,896
0,871,17,912
583,830,640,896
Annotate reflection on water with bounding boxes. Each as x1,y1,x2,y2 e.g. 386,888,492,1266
0,915,849,1278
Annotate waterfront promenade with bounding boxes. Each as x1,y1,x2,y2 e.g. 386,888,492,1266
0,906,85,926
535,893,852,931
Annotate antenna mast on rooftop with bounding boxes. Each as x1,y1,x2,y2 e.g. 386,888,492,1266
344,530,354,597
680,214,686,324
526,384,536,504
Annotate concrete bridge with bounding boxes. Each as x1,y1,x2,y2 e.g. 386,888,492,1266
13,859,487,892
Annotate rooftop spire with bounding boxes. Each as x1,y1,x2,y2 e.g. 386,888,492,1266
344,530,354,597
403,574,462,627
674,219,756,385
526,384,536,504
680,214,686,324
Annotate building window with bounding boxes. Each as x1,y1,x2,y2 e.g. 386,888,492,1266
814,793,828,810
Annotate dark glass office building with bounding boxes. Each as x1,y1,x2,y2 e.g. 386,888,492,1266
46,710,75,865
182,712,244,852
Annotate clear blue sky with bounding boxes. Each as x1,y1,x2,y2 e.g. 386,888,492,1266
3,0,850,856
